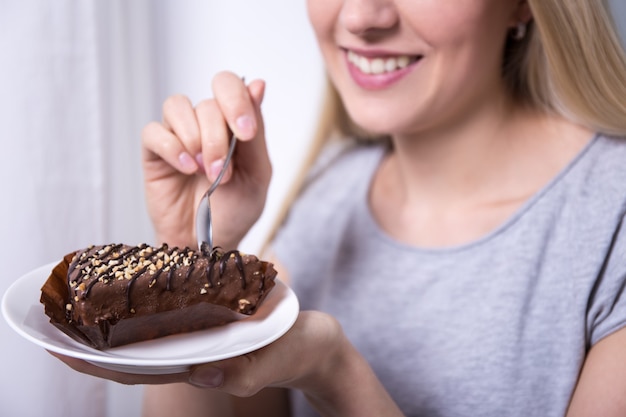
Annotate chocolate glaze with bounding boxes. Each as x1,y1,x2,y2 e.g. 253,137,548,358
42,243,278,349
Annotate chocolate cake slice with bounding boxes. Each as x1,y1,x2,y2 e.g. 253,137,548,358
40,243,277,349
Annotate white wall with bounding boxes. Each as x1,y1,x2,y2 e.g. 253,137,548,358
151,0,325,254
614,0,626,38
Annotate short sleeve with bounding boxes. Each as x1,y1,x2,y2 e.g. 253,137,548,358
587,214,626,346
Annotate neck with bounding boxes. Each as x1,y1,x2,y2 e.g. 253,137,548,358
370,95,592,247
388,93,526,205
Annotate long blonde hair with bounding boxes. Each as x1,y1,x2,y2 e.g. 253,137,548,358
263,0,626,252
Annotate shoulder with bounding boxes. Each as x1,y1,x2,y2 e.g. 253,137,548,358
562,134,626,206
545,134,626,248
293,137,388,209
294,137,387,208
575,134,626,217
565,135,626,346
305,137,389,186
581,134,626,178
270,138,387,273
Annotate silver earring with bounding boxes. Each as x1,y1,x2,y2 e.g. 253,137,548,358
513,22,527,41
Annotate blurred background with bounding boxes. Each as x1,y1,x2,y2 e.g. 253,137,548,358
0,1,322,416
0,1,624,416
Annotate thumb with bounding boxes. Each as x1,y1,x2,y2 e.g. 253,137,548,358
188,353,278,397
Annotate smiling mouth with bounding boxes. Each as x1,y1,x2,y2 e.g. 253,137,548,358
346,50,421,75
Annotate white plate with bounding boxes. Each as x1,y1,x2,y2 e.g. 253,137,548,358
2,262,299,374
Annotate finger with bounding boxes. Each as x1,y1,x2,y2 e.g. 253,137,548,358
211,71,258,141
198,77,267,183
195,98,231,181
141,121,199,175
247,78,266,108
162,94,203,163
188,313,340,396
189,345,280,396
227,79,271,184
48,351,189,385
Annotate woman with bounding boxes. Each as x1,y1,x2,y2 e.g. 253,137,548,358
56,0,626,416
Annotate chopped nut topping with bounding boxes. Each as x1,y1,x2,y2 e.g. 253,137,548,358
238,299,251,310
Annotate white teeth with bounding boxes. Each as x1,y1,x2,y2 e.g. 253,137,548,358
347,50,415,75
397,55,410,68
384,58,397,72
370,58,385,74
358,56,371,73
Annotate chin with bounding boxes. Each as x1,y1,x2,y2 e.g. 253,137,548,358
345,107,413,137
339,88,431,137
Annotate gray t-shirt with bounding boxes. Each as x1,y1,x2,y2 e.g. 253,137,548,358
271,134,626,417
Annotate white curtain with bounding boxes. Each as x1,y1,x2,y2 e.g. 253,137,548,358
0,1,322,416
0,1,157,416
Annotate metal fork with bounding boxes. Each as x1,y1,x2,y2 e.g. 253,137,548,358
195,132,237,253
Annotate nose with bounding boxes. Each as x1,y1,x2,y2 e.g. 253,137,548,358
340,0,399,36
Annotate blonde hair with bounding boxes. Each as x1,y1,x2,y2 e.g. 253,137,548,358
262,0,626,252
525,0,626,133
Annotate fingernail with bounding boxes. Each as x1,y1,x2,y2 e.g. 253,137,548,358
189,366,224,388
236,115,255,139
178,152,196,172
209,159,224,181
195,153,205,172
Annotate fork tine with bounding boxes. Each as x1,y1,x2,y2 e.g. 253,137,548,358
196,132,237,252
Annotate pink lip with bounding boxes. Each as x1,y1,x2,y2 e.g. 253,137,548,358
344,49,420,91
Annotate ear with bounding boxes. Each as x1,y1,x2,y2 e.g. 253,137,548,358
512,0,533,25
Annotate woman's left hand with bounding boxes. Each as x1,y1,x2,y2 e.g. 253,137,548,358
49,311,343,392
50,311,405,417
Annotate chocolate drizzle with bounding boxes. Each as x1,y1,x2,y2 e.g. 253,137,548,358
166,265,176,291
68,244,250,313
221,250,246,289
201,247,246,289
41,243,278,350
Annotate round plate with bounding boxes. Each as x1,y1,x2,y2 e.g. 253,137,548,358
2,262,299,374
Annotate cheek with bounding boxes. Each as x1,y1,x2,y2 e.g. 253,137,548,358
307,0,344,85
306,0,336,42
414,4,512,84
406,0,512,47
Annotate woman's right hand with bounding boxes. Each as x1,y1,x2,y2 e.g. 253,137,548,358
141,72,271,249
